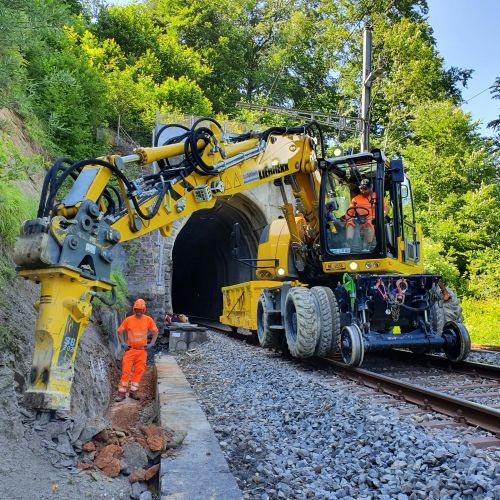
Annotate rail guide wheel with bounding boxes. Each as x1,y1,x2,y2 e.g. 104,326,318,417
340,324,365,366
442,320,471,362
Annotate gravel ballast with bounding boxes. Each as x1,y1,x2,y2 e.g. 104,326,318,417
178,332,499,499
468,350,500,366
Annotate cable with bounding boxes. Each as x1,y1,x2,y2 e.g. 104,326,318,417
153,123,190,147
464,85,493,103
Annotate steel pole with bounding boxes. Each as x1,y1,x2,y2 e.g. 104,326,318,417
360,26,373,151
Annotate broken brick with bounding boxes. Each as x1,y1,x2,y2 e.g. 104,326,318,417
102,459,121,477
82,441,96,452
144,464,160,481
128,469,146,483
141,425,165,452
94,444,122,476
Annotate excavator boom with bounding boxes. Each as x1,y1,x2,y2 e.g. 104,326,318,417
14,118,321,410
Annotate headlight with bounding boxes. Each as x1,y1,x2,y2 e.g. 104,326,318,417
348,261,358,271
277,267,286,276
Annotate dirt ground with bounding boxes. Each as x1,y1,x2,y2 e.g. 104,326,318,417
110,366,157,432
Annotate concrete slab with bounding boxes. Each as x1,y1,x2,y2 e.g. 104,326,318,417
168,327,208,353
156,355,242,500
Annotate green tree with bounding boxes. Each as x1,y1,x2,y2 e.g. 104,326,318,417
488,77,500,151
95,4,209,82
27,27,109,157
402,100,493,214
488,77,500,132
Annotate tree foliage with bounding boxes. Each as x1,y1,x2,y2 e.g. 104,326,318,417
0,0,498,341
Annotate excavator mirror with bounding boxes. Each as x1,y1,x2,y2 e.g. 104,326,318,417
231,223,241,259
390,158,404,183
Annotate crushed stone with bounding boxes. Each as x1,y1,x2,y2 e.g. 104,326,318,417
179,331,500,499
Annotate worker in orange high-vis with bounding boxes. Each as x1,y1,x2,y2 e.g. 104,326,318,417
115,298,159,402
345,178,388,251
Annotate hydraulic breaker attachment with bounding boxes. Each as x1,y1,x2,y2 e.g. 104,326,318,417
20,267,112,411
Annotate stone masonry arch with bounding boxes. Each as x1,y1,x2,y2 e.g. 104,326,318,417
169,193,268,319
120,183,288,321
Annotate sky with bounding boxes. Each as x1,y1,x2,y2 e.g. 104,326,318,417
427,0,499,135
106,0,499,135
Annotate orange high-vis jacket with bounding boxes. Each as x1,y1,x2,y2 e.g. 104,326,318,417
117,314,158,349
348,192,388,220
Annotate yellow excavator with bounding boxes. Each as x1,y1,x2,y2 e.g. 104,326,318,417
14,118,469,411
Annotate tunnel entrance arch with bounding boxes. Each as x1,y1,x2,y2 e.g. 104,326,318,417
171,194,268,320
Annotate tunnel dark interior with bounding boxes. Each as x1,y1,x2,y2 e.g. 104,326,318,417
172,195,268,320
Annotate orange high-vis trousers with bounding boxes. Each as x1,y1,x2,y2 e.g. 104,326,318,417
117,348,147,395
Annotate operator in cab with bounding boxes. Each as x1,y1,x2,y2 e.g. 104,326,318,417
115,298,158,401
345,178,388,251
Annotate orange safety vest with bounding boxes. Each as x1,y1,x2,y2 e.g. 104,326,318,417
118,314,158,349
348,192,387,220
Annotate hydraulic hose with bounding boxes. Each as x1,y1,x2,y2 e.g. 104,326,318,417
154,123,190,170
38,157,74,218
88,287,116,306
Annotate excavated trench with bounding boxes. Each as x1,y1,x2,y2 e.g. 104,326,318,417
172,194,268,319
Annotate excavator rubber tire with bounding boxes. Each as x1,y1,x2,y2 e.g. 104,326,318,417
429,301,445,334
256,293,280,348
284,287,319,358
442,287,464,323
322,286,341,354
311,287,334,357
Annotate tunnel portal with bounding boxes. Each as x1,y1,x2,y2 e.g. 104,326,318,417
172,194,268,320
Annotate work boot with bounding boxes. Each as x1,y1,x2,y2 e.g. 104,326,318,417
129,392,139,400
115,393,126,402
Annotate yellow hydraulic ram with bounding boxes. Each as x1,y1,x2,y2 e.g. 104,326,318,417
19,267,111,410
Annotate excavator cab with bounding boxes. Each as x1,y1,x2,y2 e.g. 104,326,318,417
319,150,416,265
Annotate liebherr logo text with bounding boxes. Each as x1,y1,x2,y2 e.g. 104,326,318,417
259,163,288,179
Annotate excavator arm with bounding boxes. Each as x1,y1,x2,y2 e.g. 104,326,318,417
14,118,322,410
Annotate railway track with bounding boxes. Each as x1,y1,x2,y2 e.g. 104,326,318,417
189,317,500,444
472,343,500,353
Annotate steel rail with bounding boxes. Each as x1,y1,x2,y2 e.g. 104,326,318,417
323,358,500,435
387,350,500,381
472,344,500,353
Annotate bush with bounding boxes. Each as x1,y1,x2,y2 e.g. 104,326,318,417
110,269,129,313
465,247,500,299
0,183,37,246
94,269,129,314
0,184,36,287
423,238,461,291
461,297,500,346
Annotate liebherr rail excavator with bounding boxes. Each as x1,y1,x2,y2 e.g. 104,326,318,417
14,118,470,411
